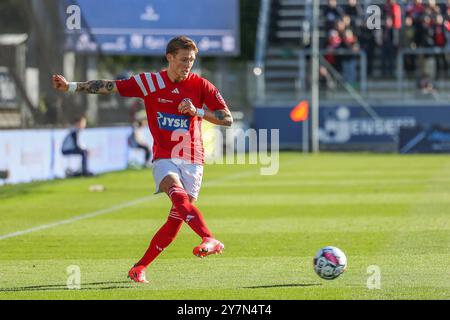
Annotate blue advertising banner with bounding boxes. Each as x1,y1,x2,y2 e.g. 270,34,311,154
318,105,417,144
253,104,450,150
399,125,450,153
63,0,239,56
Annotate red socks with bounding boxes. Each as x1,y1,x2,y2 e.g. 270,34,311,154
136,212,182,267
168,185,213,239
135,186,213,268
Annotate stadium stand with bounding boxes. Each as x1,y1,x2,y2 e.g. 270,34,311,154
260,0,450,102
1,0,450,128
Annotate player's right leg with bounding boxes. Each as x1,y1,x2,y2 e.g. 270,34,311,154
159,174,224,258
192,236,225,258
152,159,224,258
159,174,213,238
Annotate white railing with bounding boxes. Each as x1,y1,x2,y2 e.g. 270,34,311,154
254,0,272,101
396,47,450,99
298,49,368,96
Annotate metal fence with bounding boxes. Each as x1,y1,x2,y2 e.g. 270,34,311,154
396,47,450,98
298,49,368,96
256,47,450,104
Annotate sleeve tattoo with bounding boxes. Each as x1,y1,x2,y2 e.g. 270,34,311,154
77,80,115,94
214,110,233,126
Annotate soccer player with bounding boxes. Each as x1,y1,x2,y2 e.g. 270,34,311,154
52,36,233,283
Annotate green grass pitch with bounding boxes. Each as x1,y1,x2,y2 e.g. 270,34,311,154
0,152,449,300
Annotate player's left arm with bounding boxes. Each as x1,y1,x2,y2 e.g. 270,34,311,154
202,108,233,127
177,79,233,127
178,101,233,127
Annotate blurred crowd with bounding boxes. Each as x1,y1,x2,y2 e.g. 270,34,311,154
322,0,450,88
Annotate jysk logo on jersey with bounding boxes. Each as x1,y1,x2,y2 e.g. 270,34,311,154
157,112,190,131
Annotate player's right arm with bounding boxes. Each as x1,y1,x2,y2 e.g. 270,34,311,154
52,74,118,94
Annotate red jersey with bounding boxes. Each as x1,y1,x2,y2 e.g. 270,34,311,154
116,70,228,164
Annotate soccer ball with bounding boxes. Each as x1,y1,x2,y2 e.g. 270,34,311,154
313,246,347,280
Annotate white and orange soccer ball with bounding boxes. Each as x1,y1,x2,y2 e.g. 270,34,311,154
313,246,347,280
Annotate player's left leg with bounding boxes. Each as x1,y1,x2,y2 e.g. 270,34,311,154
128,207,183,283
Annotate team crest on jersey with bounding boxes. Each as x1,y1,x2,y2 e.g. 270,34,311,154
157,112,190,131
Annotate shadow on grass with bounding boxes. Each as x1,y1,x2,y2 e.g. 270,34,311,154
0,178,72,200
0,182,46,200
0,174,105,201
0,281,134,292
242,283,322,289
1,282,323,292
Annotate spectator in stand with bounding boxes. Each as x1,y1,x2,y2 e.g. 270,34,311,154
420,14,437,78
427,0,442,16
343,0,364,34
439,0,449,17
444,1,450,19
401,15,418,75
324,0,344,32
407,0,426,62
335,18,347,70
381,16,398,78
417,72,438,96
359,21,377,77
409,14,425,53
340,29,360,85
406,0,426,22
325,29,342,71
434,14,449,76
336,18,347,36
342,14,353,32
445,10,450,72
386,0,403,27
385,0,402,46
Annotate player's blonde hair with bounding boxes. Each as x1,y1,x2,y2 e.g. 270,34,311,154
166,36,198,55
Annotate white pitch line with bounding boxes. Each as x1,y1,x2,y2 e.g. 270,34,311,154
0,195,158,241
0,167,266,241
0,158,300,241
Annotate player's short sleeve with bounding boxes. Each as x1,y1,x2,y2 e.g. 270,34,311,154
200,78,228,111
115,73,148,98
